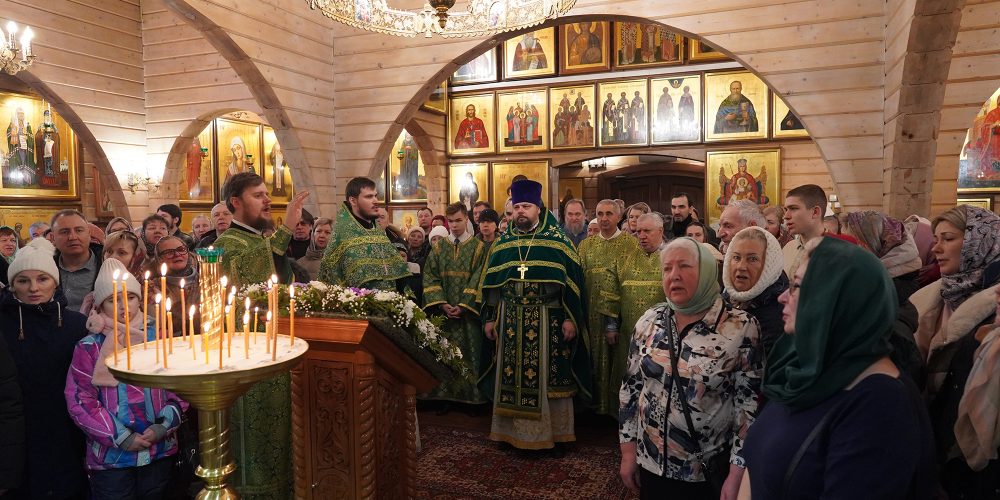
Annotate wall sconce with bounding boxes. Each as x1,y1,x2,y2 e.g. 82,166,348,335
126,172,162,194
581,158,606,170
829,193,843,214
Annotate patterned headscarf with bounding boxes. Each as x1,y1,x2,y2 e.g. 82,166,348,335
844,211,905,258
664,237,720,315
941,206,1000,310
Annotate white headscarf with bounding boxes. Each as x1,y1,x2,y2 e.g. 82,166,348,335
722,226,785,302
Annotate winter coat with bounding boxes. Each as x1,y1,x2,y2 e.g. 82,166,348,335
0,333,24,492
0,289,88,499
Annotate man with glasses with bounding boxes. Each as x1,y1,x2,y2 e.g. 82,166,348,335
50,209,102,311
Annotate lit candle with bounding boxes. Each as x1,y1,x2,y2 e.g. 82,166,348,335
271,309,277,361
142,270,150,349
21,27,31,58
165,298,173,355
112,270,120,366
243,311,250,359
227,293,236,357
6,21,16,49
253,306,259,343
189,305,197,360
159,263,167,320
289,284,295,345
180,278,187,341
225,305,232,358
154,293,162,364
265,310,272,354
122,280,131,370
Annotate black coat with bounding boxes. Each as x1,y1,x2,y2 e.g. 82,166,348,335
890,271,925,385
0,333,24,492
0,290,88,500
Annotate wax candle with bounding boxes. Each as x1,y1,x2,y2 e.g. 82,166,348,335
227,293,235,357
253,306,259,343
112,270,120,366
143,271,150,350
180,278,187,341
265,310,272,354
271,309,277,361
189,305,196,360
154,293,162,364
159,263,167,315
289,284,295,346
243,311,250,359
225,305,232,358
122,280,131,370
165,298,173,355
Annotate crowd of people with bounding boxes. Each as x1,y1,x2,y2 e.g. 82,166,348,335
0,171,997,500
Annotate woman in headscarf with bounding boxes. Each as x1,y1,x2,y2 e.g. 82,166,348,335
297,217,332,281
151,236,200,337
843,211,924,383
0,238,89,498
722,226,787,362
909,205,1000,498
740,237,937,499
105,216,133,236
619,237,762,500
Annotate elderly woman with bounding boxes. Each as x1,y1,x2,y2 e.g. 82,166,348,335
619,237,762,499
909,205,1000,498
0,238,89,498
843,211,924,382
297,217,332,282
741,237,937,499
722,227,787,361
151,236,200,337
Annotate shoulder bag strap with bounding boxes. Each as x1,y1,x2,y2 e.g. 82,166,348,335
664,313,704,458
779,401,841,499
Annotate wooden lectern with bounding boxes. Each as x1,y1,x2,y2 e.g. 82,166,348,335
280,316,442,499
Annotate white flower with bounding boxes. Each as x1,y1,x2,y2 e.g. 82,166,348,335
308,281,329,292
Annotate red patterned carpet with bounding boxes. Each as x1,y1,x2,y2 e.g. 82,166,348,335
415,408,637,500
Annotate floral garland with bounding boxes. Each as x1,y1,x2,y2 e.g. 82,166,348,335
239,281,466,375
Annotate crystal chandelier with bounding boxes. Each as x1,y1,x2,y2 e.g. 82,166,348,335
307,0,576,38
0,21,34,75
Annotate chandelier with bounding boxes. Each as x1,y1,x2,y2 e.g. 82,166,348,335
307,0,576,38
0,21,34,75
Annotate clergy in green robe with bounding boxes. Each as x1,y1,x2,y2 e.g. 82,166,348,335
318,177,410,290
478,180,591,450
576,199,639,416
599,212,667,416
422,203,488,403
213,172,310,500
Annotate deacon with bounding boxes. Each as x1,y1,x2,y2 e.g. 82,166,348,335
600,212,667,415
576,199,639,416
319,177,411,290
422,203,488,405
479,179,591,450
213,171,309,499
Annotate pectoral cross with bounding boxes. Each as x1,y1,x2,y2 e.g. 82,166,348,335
517,264,528,279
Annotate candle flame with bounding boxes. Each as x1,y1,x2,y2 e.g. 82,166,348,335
165,297,172,311
254,306,259,312
144,270,151,279
228,294,234,305
189,305,196,317
6,22,16,36
160,263,167,277
112,269,121,280
180,278,185,288
155,293,162,304
289,285,295,298
221,276,228,288
245,296,251,308
243,312,250,322
271,274,278,284
266,310,272,321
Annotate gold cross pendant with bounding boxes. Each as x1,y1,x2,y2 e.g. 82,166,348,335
517,264,528,279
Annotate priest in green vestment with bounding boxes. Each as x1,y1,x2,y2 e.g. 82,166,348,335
478,179,591,450
213,172,310,500
318,176,410,291
599,212,667,416
422,202,488,403
576,199,639,415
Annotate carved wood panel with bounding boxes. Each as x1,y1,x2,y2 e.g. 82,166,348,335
375,369,406,500
309,360,353,499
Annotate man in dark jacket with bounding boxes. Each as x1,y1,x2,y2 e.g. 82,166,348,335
669,192,719,246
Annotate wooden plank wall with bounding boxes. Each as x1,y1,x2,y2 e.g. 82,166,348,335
141,0,260,209
936,0,1000,215
330,0,886,214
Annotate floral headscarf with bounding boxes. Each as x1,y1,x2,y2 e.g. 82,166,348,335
941,206,1000,310
844,211,905,258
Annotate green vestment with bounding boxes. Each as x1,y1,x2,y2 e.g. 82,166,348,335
599,244,666,417
576,231,640,415
478,212,592,449
318,203,410,290
213,222,294,500
421,234,487,403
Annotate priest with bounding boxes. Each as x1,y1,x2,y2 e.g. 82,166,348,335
213,171,309,500
318,176,410,290
600,212,667,416
421,202,488,405
576,199,639,416
478,179,591,450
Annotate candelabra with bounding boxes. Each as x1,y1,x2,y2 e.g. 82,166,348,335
0,21,34,75
126,173,162,194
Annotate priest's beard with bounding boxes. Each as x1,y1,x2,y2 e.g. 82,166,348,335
514,216,537,232
246,215,273,233
565,220,585,235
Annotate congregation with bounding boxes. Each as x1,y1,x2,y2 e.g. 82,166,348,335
1,171,999,500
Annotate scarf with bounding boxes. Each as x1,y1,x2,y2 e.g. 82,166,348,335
955,323,1000,470
665,237,719,315
764,237,895,410
723,226,785,303
941,206,1000,311
89,307,146,387
844,211,905,258
304,235,326,261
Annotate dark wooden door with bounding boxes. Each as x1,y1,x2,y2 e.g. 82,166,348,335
601,165,706,217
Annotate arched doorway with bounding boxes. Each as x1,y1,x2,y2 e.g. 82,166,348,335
598,157,707,217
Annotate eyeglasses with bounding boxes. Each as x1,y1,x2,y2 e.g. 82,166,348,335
158,246,188,259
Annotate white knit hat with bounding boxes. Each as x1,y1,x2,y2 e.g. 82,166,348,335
428,226,449,240
92,258,141,307
8,237,59,284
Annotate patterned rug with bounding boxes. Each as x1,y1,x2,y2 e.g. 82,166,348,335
416,413,636,500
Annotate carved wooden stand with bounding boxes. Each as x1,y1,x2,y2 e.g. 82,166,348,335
281,317,438,499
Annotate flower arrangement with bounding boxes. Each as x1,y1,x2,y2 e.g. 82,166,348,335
239,281,466,375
